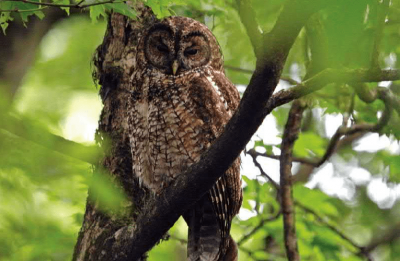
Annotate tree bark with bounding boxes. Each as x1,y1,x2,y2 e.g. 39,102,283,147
72,5,155,260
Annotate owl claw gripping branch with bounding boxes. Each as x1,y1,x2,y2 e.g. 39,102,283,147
128,16,242,261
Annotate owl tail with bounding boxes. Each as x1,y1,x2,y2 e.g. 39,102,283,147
183,195,238,261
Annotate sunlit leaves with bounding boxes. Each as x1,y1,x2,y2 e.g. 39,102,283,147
0,142,88,260
212,9,254,85
251,0,284,33
14,17,105,129
0,15,103,260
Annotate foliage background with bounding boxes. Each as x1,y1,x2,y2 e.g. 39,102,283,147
0,0,400,260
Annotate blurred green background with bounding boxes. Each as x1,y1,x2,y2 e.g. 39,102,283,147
1,0,400,260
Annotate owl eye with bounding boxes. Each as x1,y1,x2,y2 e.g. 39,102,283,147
184,48,198,56
157,44,169,53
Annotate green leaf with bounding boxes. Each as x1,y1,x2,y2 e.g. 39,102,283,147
253,250,269,259
89,170,129,215
105,2,137,19
0,2,13,34
54,0,71,15
2,0,45,24
293,131,327,158
294,185,341,218
90,4,107,23
146,0,187,18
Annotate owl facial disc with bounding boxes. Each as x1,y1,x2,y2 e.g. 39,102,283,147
143,17,219,76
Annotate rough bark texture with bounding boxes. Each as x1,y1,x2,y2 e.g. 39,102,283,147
72,6,156,261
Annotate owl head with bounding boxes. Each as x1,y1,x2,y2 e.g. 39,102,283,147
137,16,224,76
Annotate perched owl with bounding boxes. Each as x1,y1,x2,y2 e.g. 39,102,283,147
127,16,242,261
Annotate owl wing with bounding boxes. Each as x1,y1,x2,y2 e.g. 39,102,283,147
183,70,242,260
209,72,242,258
209,158,242,254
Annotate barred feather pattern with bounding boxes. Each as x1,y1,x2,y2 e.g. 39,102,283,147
127,16,242,261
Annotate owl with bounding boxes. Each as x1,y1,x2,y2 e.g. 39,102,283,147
127,16,242,261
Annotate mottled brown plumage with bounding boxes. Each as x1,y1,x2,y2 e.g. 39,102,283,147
127,16,242,260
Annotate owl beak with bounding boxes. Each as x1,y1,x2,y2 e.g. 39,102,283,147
172,60,179,75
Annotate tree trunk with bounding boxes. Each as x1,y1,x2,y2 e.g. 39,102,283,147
73,6,157,261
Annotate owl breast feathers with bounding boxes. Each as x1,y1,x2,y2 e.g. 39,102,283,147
127,16,242,261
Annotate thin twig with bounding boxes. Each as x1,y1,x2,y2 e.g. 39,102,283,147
249,150,317,166
3,0,124,9
248,149,279,189
295,201,373,261
295,201,362,250
0,6,47,12
237,210,281,246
